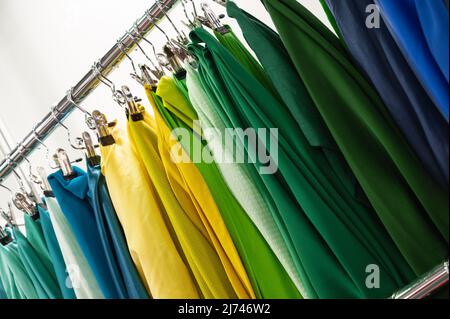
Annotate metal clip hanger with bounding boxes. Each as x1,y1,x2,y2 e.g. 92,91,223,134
0,224,12,246
82,132,101,167
36,166,54,197
51,105,84,151
53,148,80,180
122,86,144,122
164,45,185,76
200,2,229,35
92,111,116,147
13,192,39,220
0,184,19,227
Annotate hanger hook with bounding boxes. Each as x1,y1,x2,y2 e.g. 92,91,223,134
67,87,92,117
92,61,126,106
117,38,139,77
31,125,59,169
50,105,84,150
145,9,172,43
155,0,187,42
15,144,40,185
126,30,160,71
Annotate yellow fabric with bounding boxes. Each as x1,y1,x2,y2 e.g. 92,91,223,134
145,84,256,299
99,120,200,299
127,107,240,299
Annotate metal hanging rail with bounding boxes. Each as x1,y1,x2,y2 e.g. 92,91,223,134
392,260,449,299
0,0,179,180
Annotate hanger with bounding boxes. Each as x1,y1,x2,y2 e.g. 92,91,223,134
181,0,199,29
92,110,116,147
32,125,60,170
50,105,85,151
211,0,227,7
163,45,186,78
122,85,144,121
12,192,39,220
155,0,189,44
92,61,126,107
35,166,54,197
53,148,80,180
0,224,12,245
0,184,18,227
82,132,101,167
200,2,229,35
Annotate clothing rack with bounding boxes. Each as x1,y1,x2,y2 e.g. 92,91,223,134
0,0,448,300
0,0,179,181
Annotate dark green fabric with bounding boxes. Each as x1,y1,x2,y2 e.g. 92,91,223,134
227,0,418,289
152,83,302,299
262,0,449,276
188,27,417,299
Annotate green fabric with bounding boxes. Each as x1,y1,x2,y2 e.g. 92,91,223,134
0,229,38,299
213,25,278,96
24,214,59,285
153,79,301,299
317,0,347,45
13,227,62,299
262,0,449,276
186,64,306,297
188,26,418,298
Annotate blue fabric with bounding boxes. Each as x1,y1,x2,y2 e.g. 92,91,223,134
376,0,449,120
48,167,121,299
86,162,149,299
324,0,449,189
38,204,77,299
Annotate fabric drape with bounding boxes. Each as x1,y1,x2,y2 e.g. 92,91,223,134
38,205,76,299
375,0,449,120
100,120,201,299
48,168,119,298
322,0,449,189
45,196,104,299
86,163,150,299
262,0,449,276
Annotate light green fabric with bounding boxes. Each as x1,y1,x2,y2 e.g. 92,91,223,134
186,65,305,297
45,196,104,299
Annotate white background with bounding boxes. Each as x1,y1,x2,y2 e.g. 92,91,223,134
0,0,331,221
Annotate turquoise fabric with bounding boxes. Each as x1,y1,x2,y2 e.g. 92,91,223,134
13,227,62,299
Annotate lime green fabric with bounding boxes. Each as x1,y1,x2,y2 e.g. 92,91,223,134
153,77,302,299
262,0,449,276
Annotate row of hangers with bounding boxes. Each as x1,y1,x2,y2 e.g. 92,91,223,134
0,0,230,242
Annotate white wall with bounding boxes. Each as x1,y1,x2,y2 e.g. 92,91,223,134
0,0,331,222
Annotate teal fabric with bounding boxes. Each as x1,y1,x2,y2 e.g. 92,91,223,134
39,204,76,299
0,228,38,299
0,278,7,299
13,227,62,299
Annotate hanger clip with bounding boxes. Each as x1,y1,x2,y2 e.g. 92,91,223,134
36,167,54,197
122,86,144,122
13,192,40,220
92,111,116,146
82,132,101,167
53,148,79,180
200,2,228,35
0,225,12,246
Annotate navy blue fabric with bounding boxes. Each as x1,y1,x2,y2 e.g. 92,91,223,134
86,163,149,299
48,167,121,298
375,0,449,120
325,0,449,189
38,204,77,299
